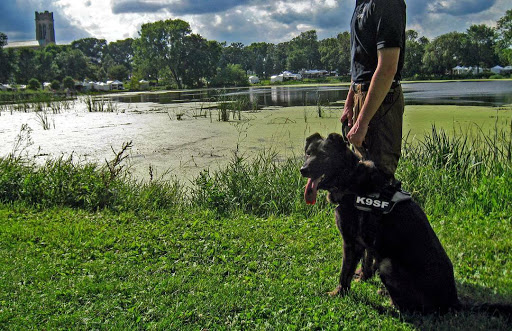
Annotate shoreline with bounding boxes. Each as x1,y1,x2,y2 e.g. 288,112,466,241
1,103,510,182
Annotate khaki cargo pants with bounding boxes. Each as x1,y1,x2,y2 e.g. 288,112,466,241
345,85,405,179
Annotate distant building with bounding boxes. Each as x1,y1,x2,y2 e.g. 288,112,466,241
4,11,56,49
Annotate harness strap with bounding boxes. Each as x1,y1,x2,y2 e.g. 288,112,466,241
354,188,411,215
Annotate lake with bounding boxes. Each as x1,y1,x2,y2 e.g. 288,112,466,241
1,80,512,181
110,80,512,107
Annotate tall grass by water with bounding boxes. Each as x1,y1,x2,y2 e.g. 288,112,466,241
1,124,510,217
0,125,511,329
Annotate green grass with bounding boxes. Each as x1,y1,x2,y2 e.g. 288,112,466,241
0,124,511,329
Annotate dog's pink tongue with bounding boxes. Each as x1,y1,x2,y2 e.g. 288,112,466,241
304,178,321,205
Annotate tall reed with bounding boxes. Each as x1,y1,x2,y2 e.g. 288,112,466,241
399,122,511,215
0,125,510,218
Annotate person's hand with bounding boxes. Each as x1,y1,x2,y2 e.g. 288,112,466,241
347,120,368,147
340,93,354,126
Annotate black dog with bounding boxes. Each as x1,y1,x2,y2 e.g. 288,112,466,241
301,132,461,314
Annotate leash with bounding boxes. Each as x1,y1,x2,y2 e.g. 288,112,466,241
341,119,370,160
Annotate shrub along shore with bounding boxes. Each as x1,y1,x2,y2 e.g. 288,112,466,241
0,124,511,328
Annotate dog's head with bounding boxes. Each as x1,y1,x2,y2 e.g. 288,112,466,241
300,133,359,204
300,132,386,204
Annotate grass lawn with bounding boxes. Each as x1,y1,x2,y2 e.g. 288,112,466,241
0,105,511,329
1,205,511,329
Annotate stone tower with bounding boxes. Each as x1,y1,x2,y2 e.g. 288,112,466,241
35,11,56,46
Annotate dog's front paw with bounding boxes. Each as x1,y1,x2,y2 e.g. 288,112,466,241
354,267,375,282
328,285,348,297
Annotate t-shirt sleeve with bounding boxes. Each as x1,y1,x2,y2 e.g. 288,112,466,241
374,0,405,50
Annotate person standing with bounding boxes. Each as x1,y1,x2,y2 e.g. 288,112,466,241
341,0,406,181
338,0,406,282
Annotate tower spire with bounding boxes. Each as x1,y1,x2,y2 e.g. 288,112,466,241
35,11,55,46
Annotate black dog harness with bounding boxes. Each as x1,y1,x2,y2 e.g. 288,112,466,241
354,185,411,215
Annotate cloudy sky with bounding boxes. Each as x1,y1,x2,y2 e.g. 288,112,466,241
1,0,510,45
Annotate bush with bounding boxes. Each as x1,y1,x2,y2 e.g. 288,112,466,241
62,76,75,90
128,76,140,91
27,78,40,90
211,64,248,87
50,80,60,90
489,74,504,79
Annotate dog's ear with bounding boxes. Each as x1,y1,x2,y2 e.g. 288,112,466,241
305,133,323,152
325,133,348,152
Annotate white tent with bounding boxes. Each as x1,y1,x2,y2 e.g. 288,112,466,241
248,76,260,84
94,82,111,91
270,71,301,83
452,66,466,75
82,81,94,91
139,80,150,90
0,84,12,91
270,75,283,83
109,80,124,90
490,65,504,74
302,69,328,78
283,71,302,80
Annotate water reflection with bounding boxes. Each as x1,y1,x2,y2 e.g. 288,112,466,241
109,80,512,107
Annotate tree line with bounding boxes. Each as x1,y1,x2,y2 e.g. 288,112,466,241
0,9,511,89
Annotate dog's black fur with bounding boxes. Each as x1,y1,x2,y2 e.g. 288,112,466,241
301,133,511,316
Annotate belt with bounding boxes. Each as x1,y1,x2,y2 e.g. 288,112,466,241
352,80,401,92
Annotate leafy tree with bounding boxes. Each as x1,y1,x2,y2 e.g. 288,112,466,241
133,19,193,88
51,79,60,90
463,25,498,73
319,37,339,72
101,54,116,73
28,78,41,90
245,42,272,78
106,38,134,69
34,44,63,83
0,32,6,47
498,49,512,67
403,30,429,79
287,30,320,71
268,42,288,75
15,48,37,84
205,40,223,82
96,66,108,82
0,32,15,82
497,9,512,47
423,32,466,76
497,9,512,65
219,42,247,69
336,32,351,75
54,49,89,80
71,38,107,64
318,33,350,75
108,64,130,81
211,63,247,87
62,76,75,89
181,37,222,87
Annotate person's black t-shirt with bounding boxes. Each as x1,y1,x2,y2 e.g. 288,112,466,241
350,0,406,83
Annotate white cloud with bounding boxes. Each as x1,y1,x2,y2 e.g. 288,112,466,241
6,0,508,44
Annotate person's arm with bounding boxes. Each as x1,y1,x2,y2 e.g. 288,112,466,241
340,81,355,126
347,47,400,147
